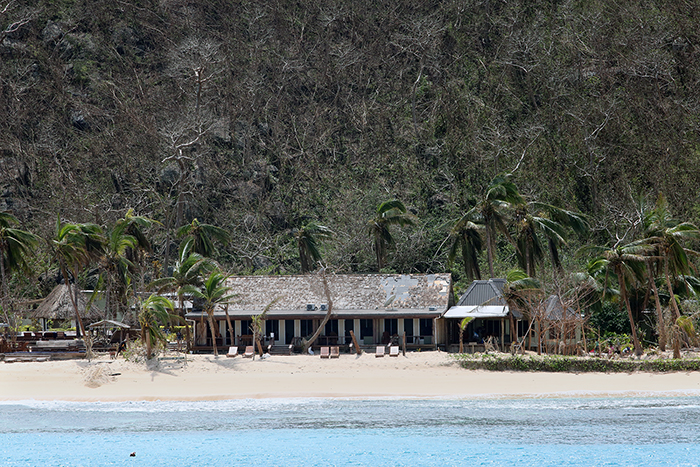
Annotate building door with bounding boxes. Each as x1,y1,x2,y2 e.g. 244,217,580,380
344,319,354,344
285,320,295,345
404,318,414,343
359,319,373,344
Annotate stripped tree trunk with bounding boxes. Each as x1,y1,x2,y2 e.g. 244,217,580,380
303,270,334,353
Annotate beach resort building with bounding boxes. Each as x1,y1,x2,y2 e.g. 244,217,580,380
184,273,453,353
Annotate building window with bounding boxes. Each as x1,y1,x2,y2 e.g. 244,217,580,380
384,319,398,335
359,319,373,338
240,320,252,336
300,319,314,337
419,318,433,337
265,319,279,339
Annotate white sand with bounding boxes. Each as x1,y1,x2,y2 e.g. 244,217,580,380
2,351,700,401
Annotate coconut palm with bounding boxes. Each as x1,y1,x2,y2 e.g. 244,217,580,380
513,202,588,277
182,270,234,357
100,220,138,320
176,218,230,258
0,212,38,328
458,317,474,354
587,242,649,356
149,244,214,316
51,218,105,337
295,222,334,273
503,269,544,353
465,174,524,278
643,193,700,322
447,216,483,282
367,200,415,270
138,294,176,359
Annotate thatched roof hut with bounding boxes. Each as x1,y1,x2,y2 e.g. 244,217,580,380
28,284,101,321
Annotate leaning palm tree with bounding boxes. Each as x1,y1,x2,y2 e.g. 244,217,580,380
367,200,415,270
465,174,524,278
183,270,235,357
0,212,38,329
295,222,334,273
51,218,105,337
176,218,230,258
138,294,176,359
643,193,700,322
447,216,483,282
586,242,649,356
513,201,588,277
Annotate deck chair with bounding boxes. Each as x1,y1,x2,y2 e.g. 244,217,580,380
389,346,399,357
320,346,330,358
226,346,238,358
375,345,385,357
330,346,340,358
243,345,255,358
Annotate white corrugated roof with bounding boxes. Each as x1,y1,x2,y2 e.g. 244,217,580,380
443,305,509,319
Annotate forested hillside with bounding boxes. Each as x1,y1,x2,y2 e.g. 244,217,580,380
2,0,700,292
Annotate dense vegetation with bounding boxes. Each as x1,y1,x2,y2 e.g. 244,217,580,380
2,0,700,349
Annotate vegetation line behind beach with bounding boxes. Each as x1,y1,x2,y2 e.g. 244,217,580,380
453,354,700,373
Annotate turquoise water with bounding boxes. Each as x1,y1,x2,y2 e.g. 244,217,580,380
2,398,700,466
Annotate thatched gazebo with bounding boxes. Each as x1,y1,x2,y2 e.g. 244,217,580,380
28,284,102,332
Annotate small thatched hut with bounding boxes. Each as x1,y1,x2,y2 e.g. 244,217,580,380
28,284,101,331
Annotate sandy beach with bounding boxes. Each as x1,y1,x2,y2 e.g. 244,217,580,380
2,351,700,401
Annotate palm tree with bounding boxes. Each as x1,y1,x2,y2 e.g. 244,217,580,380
149,245,214,316
447,216,483,282
138,294,176,359
295,222,334,273
588,242,648,356
52,218,105,337
513,201,588,277
0,212,38,329
643,193,700,322
183,270,234,357
176,218,230,258
465,174,524,278
503,269,543,353
458,317,474,354
367,200,415,270
100,220,138,320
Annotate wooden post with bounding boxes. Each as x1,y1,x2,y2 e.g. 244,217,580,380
402,332,406,356
349,330,361,355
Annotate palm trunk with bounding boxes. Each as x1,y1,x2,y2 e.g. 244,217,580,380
145,328,152,359
224,304,235,346
618,266,642,356
207,310,218,356
64,268,86,338
664,258,681,321
303,272,334,353
0,249,12,331
649,273,666,351
486,226,495,278
459,327,464,354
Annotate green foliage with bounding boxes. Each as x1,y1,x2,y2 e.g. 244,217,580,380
452,354,700,373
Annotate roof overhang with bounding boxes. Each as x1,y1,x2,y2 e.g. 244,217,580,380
185,308,444,320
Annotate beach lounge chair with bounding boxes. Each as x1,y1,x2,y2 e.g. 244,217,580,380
226,346,238,358
330,346,340,358
375,346,385,357
320,346,330,358
243,346,254,358
389,346,399,357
